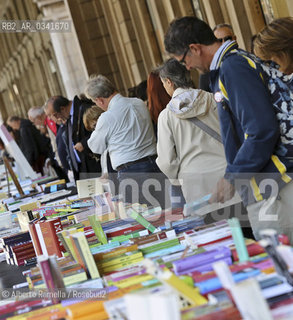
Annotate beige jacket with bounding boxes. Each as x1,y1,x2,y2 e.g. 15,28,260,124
156,88,227,203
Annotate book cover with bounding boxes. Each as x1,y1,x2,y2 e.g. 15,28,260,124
39,220,63,257
37,255,58,304
72,232,100,279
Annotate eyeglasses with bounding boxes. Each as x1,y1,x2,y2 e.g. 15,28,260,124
179,47,190,65
218,36,233,43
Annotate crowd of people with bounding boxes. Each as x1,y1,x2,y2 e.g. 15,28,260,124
5,16,293,242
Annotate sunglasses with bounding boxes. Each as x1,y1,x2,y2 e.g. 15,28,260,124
179,47,190,65
219,36,233,42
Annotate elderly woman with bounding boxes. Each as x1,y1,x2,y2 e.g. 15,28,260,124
156,59,231,212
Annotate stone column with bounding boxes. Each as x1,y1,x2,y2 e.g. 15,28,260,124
35,0,88,98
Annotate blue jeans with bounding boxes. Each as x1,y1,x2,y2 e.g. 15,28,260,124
117,157,170,208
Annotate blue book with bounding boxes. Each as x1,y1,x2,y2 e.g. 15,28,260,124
90,241,120,254
144,244,186,259
197,268,261,294
183,194,212,216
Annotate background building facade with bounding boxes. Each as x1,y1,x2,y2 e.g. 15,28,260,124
0,0,292,121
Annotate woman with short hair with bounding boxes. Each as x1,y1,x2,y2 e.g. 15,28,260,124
156,58,227,209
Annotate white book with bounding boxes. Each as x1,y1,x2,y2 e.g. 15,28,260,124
35,222,48,256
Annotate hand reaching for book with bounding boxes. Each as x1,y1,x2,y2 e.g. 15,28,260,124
209,177,235,203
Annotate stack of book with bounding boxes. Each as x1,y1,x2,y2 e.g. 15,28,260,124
26,255,88,289
28,217,64,257
0,231,34,265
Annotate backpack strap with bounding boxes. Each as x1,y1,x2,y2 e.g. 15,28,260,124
187,117,222,143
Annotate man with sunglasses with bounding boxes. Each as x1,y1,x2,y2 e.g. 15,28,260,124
213,23,237,43
164,16,293,242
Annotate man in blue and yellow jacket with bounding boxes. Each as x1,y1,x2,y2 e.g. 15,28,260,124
164,16,293,242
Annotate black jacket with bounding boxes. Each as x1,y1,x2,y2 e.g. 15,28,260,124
19,119,50,165
65,96,101,180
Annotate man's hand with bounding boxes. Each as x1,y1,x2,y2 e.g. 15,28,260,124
74,142,84,152
209,177,235,203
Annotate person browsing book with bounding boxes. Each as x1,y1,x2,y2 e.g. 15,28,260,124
156,58,227,209
85,74,167,208
164,16,293,241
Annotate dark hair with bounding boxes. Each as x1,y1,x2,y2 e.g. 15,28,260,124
46,96,70,113
128,86,137,97
157,58,193,90
7,115,21,123
164,16,217,55
136,80,148,101
147,71,171,124
78,93,93,104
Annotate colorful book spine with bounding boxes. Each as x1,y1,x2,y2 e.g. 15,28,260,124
94,244,138,261
90,241,120,255
88,215,107,245
73,233,100,279
172,246,231,274
39,219,63,258
128,209,156,233
106,224,145,238
97,251,143,269
110,230,148,243
100,256,144,273
37,255,58,304
35,222,48,256
228,218,249,262
144,244,186,259
140,238,180,255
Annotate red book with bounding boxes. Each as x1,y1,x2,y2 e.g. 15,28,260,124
0,300,48,318
232,243,265,261
39,219,64,257
13,247,36,258
106,224,144,237
14,252,36,266
38,256,58,304
28,222,43,256
11,241,34,253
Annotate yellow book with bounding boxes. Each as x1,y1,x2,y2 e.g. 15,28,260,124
100,256,144,273
94,244,138,261
66,300,104,318
64,271,88,286
45,179,66,187
63,230,79,262
72,233,100,279
114,274,154,289
161,268,207,306
19,202,39,212
98,251,143,268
